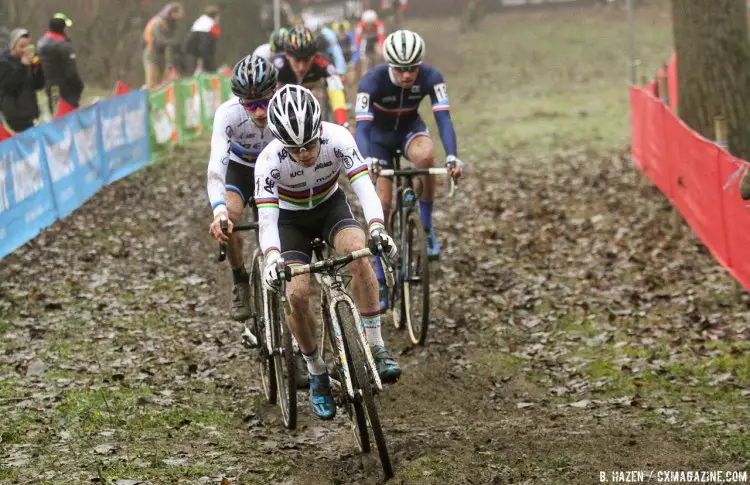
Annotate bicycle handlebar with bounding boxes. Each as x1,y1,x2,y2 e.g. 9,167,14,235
280,248,373,280
376,167,457,198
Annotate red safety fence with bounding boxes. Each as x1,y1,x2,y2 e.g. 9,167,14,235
630,86,750,290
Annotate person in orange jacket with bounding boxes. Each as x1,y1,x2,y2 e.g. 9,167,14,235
143,2,185,89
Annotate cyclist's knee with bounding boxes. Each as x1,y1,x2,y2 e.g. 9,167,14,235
349,257,374,280
408,139,435,168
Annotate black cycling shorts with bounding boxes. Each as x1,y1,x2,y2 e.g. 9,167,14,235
225,161,255,207
279,189,362,264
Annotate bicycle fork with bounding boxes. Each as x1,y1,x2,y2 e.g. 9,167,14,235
327,293,384,398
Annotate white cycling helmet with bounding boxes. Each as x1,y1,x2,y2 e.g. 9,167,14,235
268,85,321,147
383,30,425,67
362,9,378,24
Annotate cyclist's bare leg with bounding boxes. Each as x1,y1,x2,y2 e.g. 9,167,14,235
333,228,379,316
286,273,317,354
375,177,394,227
226,191,245,269
406,135,436,202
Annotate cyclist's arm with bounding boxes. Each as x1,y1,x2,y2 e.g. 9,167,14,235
348,32,360,64
340,133,386,232
353,23,363,51
376,20,386,49
354,80,376,157
206,108,232,216
319,59,348,125
428,72,458,157
323,29,347,75
254,153,282,260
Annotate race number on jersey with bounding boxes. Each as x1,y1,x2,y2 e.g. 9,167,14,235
356,93,370,113
434,83,449,103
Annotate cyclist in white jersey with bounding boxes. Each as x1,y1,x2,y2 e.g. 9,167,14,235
255,85,402,420
207,55,278,321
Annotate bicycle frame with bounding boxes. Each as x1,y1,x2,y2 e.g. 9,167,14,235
278,246,391,397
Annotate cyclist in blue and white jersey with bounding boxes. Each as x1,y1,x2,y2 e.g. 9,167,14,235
354,30,464,308
304,18,347,77
207,55,278,321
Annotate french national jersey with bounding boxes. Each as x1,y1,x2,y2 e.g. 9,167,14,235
206,97,274,216
354,63,457,158
254,122,385,260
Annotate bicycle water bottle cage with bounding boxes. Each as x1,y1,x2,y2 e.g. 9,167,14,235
403,188,417,206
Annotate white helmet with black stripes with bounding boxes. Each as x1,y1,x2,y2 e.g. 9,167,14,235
267,85,321,147
383,30,425,67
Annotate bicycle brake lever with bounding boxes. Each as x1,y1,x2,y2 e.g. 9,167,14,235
382,252,395,289
217,216,229,262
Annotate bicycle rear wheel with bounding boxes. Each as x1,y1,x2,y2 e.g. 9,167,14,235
322,294,369,452
251,253,276,404
336,302,393,479
270,294,297,429
403,211,430,345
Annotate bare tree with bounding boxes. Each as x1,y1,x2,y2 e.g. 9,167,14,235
671,0,750,160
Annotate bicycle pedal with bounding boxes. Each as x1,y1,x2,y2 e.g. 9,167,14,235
241,326,258,348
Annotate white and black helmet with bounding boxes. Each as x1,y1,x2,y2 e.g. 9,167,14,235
267,85,322,147
383,30,425,67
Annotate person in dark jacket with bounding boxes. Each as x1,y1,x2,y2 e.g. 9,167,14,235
181,5,221,75
0,29,45,132
37,13,85,114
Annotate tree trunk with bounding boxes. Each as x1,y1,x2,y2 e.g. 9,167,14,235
671,0,750,160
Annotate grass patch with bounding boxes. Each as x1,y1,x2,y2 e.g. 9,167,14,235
56,385,234,437
410,5,673,160
402,452,463,482
100,463,221,482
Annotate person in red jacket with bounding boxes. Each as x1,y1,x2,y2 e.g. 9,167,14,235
354,10,385,77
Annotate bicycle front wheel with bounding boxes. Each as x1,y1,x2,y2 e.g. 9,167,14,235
322,294,369,453
270,294,297,429
403,211,430,345
251,253,276,404
336,302,393,479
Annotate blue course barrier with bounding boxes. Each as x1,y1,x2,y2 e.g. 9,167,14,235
99,91,150,184
0,90,151,260
0,129,57,259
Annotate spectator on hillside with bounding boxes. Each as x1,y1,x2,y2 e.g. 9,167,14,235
0,19,10,51
143,2,185,89
0,29,45,132
181,5,221,75
37,13,85,115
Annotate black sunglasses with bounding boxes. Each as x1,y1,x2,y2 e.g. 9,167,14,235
286,139,320,154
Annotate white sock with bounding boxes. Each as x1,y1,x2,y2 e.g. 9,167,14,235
362,314,384,347
302,347,326,376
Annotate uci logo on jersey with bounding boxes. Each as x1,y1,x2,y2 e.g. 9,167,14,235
411,85,421,93
291,169,304,178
